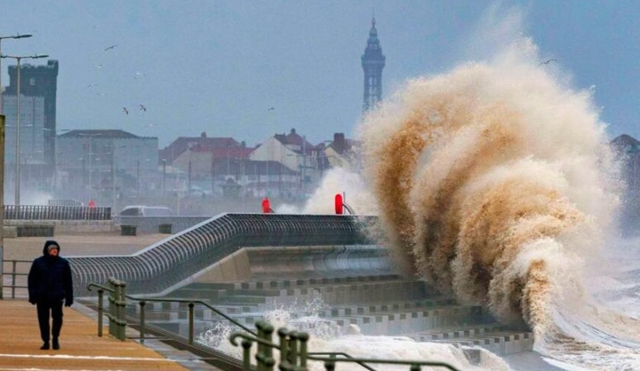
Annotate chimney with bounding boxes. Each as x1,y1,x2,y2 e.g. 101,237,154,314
334,133,345,145
201,132,207,138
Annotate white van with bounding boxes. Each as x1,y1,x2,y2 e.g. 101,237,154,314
120,205,174,217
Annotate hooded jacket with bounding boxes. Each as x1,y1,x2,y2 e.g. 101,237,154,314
28,240,74,305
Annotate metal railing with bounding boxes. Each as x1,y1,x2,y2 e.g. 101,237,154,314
1,259,30,298
87,279,258,344
84,280,460,371
4,205,111,220
230,320,460,371
71,213,376,295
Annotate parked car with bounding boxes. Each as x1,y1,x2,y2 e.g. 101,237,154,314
119,205,174,217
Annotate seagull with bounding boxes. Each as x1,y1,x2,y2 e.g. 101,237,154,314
268,107,275,111
94,64,103,69
538,59,557,67
86,84,99,88
122,107,129,115
104,44,118,51
139,104,147,112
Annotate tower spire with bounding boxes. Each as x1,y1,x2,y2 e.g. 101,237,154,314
361,16,385,112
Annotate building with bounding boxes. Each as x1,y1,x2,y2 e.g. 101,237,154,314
1,95,46,163
159,132,239,165
4,60,59,170
56,130,158,203
611,134,640,235
250,129,322,196
361,18,385,112
322,133,358,170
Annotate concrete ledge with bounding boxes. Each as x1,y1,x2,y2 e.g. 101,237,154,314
5,220,115,234
3,226,16,238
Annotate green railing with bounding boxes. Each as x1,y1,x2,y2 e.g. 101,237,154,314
87,278,257,344
87,279,459,371
1,259,30,299
230,320,460,371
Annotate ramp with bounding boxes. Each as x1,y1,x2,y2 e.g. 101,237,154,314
69,213,374,295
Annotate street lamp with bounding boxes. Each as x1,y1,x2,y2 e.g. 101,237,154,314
1,53,48,205
0,33,32,115
78,132,102,201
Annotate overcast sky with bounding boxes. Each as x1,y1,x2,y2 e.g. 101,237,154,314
2,1,639,147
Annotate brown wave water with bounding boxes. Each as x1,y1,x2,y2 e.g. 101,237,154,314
357,57,619,344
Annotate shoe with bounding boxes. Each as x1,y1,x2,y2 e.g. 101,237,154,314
52,338,59,350
40,342,50,350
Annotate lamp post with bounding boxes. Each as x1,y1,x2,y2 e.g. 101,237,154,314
1,53,48,205
78,132,102,201
0,34,32,115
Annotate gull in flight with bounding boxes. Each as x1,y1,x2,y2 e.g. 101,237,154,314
104,44,118,51
122,107,129,115
538,59,557,67
139,104,147,112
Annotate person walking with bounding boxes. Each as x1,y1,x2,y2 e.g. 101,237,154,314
28,240,74,350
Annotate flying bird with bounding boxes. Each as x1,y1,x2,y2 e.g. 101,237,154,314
537,59,557,67
268,107,275,111
139,104,147,112
122,107,129,115
104,44,118,51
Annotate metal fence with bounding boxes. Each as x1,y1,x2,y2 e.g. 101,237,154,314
4,205,111,220
70,213,377,295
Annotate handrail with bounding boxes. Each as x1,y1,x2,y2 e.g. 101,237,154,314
230,321,461,371
70,214,376,296
306,355,460,371
86,281,257,344
123,295,258,337
307,353,377,371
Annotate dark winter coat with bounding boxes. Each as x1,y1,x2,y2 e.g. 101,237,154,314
28,240,74,306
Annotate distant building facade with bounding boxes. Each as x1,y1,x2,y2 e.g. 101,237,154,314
361,18,385,112
4,60,59,170
56,130,158,201
1,95,46,165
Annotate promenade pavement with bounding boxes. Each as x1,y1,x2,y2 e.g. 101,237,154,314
1,232,223,371
0,299,191,371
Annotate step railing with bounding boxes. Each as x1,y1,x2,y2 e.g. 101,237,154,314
230,320,460,371
87,278,257,343
84,279,458,371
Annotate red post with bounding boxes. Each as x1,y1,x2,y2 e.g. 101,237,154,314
335,194,343,215
88,199,96,209
261,197,271,214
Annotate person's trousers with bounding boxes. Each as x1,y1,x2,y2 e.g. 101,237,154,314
36,299,64,342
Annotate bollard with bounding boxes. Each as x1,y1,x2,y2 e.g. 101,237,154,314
139,301,146,344
288,331,299,366
263,322,275,371
11,261,17,299
242,340,252,371
188,302,195,345
97,289,104,337
256,321,266,371
298,332,309,369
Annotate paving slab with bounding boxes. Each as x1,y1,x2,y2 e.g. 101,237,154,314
0,299,189,371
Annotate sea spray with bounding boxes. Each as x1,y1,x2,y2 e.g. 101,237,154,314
200,299,511,371
358,42,616,330
355,39,640,369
